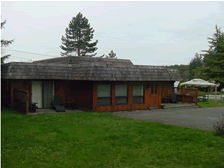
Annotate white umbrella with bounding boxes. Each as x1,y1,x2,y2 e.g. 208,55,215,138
180,78,219,103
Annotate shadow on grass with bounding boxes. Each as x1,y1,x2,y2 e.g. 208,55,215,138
214,132,224,138
1,106,26,115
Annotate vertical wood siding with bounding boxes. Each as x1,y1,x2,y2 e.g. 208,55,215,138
54,80,93,111
93,81,169,112
11,80,32,109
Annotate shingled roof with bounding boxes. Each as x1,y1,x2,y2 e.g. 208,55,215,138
33,55,134,65
1,56,183,81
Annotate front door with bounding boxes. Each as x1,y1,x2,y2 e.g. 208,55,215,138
32,81,54,108
32,81,42,108
150,84,158,107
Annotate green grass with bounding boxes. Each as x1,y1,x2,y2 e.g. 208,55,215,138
198,90,223,96
197,99,224,108
1,107,224,168
178,99,224,108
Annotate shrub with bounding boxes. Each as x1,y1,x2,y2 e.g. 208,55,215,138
213,114,224,136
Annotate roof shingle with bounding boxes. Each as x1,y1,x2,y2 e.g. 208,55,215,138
1,56,183,81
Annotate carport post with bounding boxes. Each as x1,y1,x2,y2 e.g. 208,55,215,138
215,86,217,103
208,87,209,100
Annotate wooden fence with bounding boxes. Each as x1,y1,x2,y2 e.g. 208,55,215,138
13,88,29,114
168,87,198,105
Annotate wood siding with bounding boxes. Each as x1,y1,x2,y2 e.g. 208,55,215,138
54,80,93,111
1,79,11,107
93,81,167,112
7,79,174,113
11,80,32,109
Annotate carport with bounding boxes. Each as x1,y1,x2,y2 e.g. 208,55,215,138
180,78,219,103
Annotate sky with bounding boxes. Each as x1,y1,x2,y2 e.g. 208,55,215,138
1,1,224,67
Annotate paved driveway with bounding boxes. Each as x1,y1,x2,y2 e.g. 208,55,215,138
113,107,224,131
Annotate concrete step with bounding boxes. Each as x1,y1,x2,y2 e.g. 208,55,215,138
152,104,200,110
164,106,199,109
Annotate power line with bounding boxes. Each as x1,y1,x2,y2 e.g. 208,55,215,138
4,49,59,58
5,55,31,61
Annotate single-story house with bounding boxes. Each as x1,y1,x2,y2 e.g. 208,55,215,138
1,56,183,112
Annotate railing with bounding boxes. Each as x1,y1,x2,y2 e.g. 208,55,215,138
13,88,29,114
166,87,198,105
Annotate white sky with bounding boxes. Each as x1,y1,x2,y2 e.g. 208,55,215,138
1,1,224,66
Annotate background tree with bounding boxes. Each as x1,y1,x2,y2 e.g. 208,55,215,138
60,12,98,57
108,50,117,59
166,64,190,81
100,50,117,59
1,20,14,64
188,53,203,79
193,25,224,91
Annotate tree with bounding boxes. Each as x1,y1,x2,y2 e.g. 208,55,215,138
108,50,117,59
188,53,203,79
100,50,117,59
166,64,190,81
193,25,224,91
1,20,14,64
60,12,98,57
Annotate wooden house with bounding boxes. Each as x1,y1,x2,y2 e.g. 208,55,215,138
1,56,183,112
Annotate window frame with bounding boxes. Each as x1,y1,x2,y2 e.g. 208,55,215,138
115,84,129,105
97,84,112,106
132,84,145,104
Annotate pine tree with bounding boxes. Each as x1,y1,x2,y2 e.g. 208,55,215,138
108,50,117,59
189,53,203,79
60,12,98,57
1,20,14,64
194,25,224,90
99,50,117,59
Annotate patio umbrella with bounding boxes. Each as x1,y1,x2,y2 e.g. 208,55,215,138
180,78,219,103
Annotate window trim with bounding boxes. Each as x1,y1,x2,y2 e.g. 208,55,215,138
115,84,129,105
97,84,112,106
133,85,144,104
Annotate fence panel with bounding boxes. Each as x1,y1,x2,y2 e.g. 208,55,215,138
13,88,29,114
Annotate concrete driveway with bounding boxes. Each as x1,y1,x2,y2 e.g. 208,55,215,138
113,107,224,131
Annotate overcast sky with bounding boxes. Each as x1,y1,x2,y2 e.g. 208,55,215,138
1,1,224,66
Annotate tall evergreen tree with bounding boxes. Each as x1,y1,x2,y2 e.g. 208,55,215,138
194,25,224,90
1,20,14,64
60,12,98,57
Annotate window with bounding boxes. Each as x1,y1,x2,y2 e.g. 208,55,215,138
115,84,128,105
155,84,157,94
133,85,144,104
151,84,157,95
151,84,154,94
97,84,111,106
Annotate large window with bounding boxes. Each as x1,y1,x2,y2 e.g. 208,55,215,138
115,84,128,105
133,85,144,104
97,84,111,106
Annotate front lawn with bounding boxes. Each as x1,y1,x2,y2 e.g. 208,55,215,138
197,99,224,108
178,99,224,108
1,107,224,168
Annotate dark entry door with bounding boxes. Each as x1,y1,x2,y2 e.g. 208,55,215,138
43,81,52,108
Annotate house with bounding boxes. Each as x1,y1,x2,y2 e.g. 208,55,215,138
1,56,183,112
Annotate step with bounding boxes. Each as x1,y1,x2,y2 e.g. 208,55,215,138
150,104,200,110
164,106,199,109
